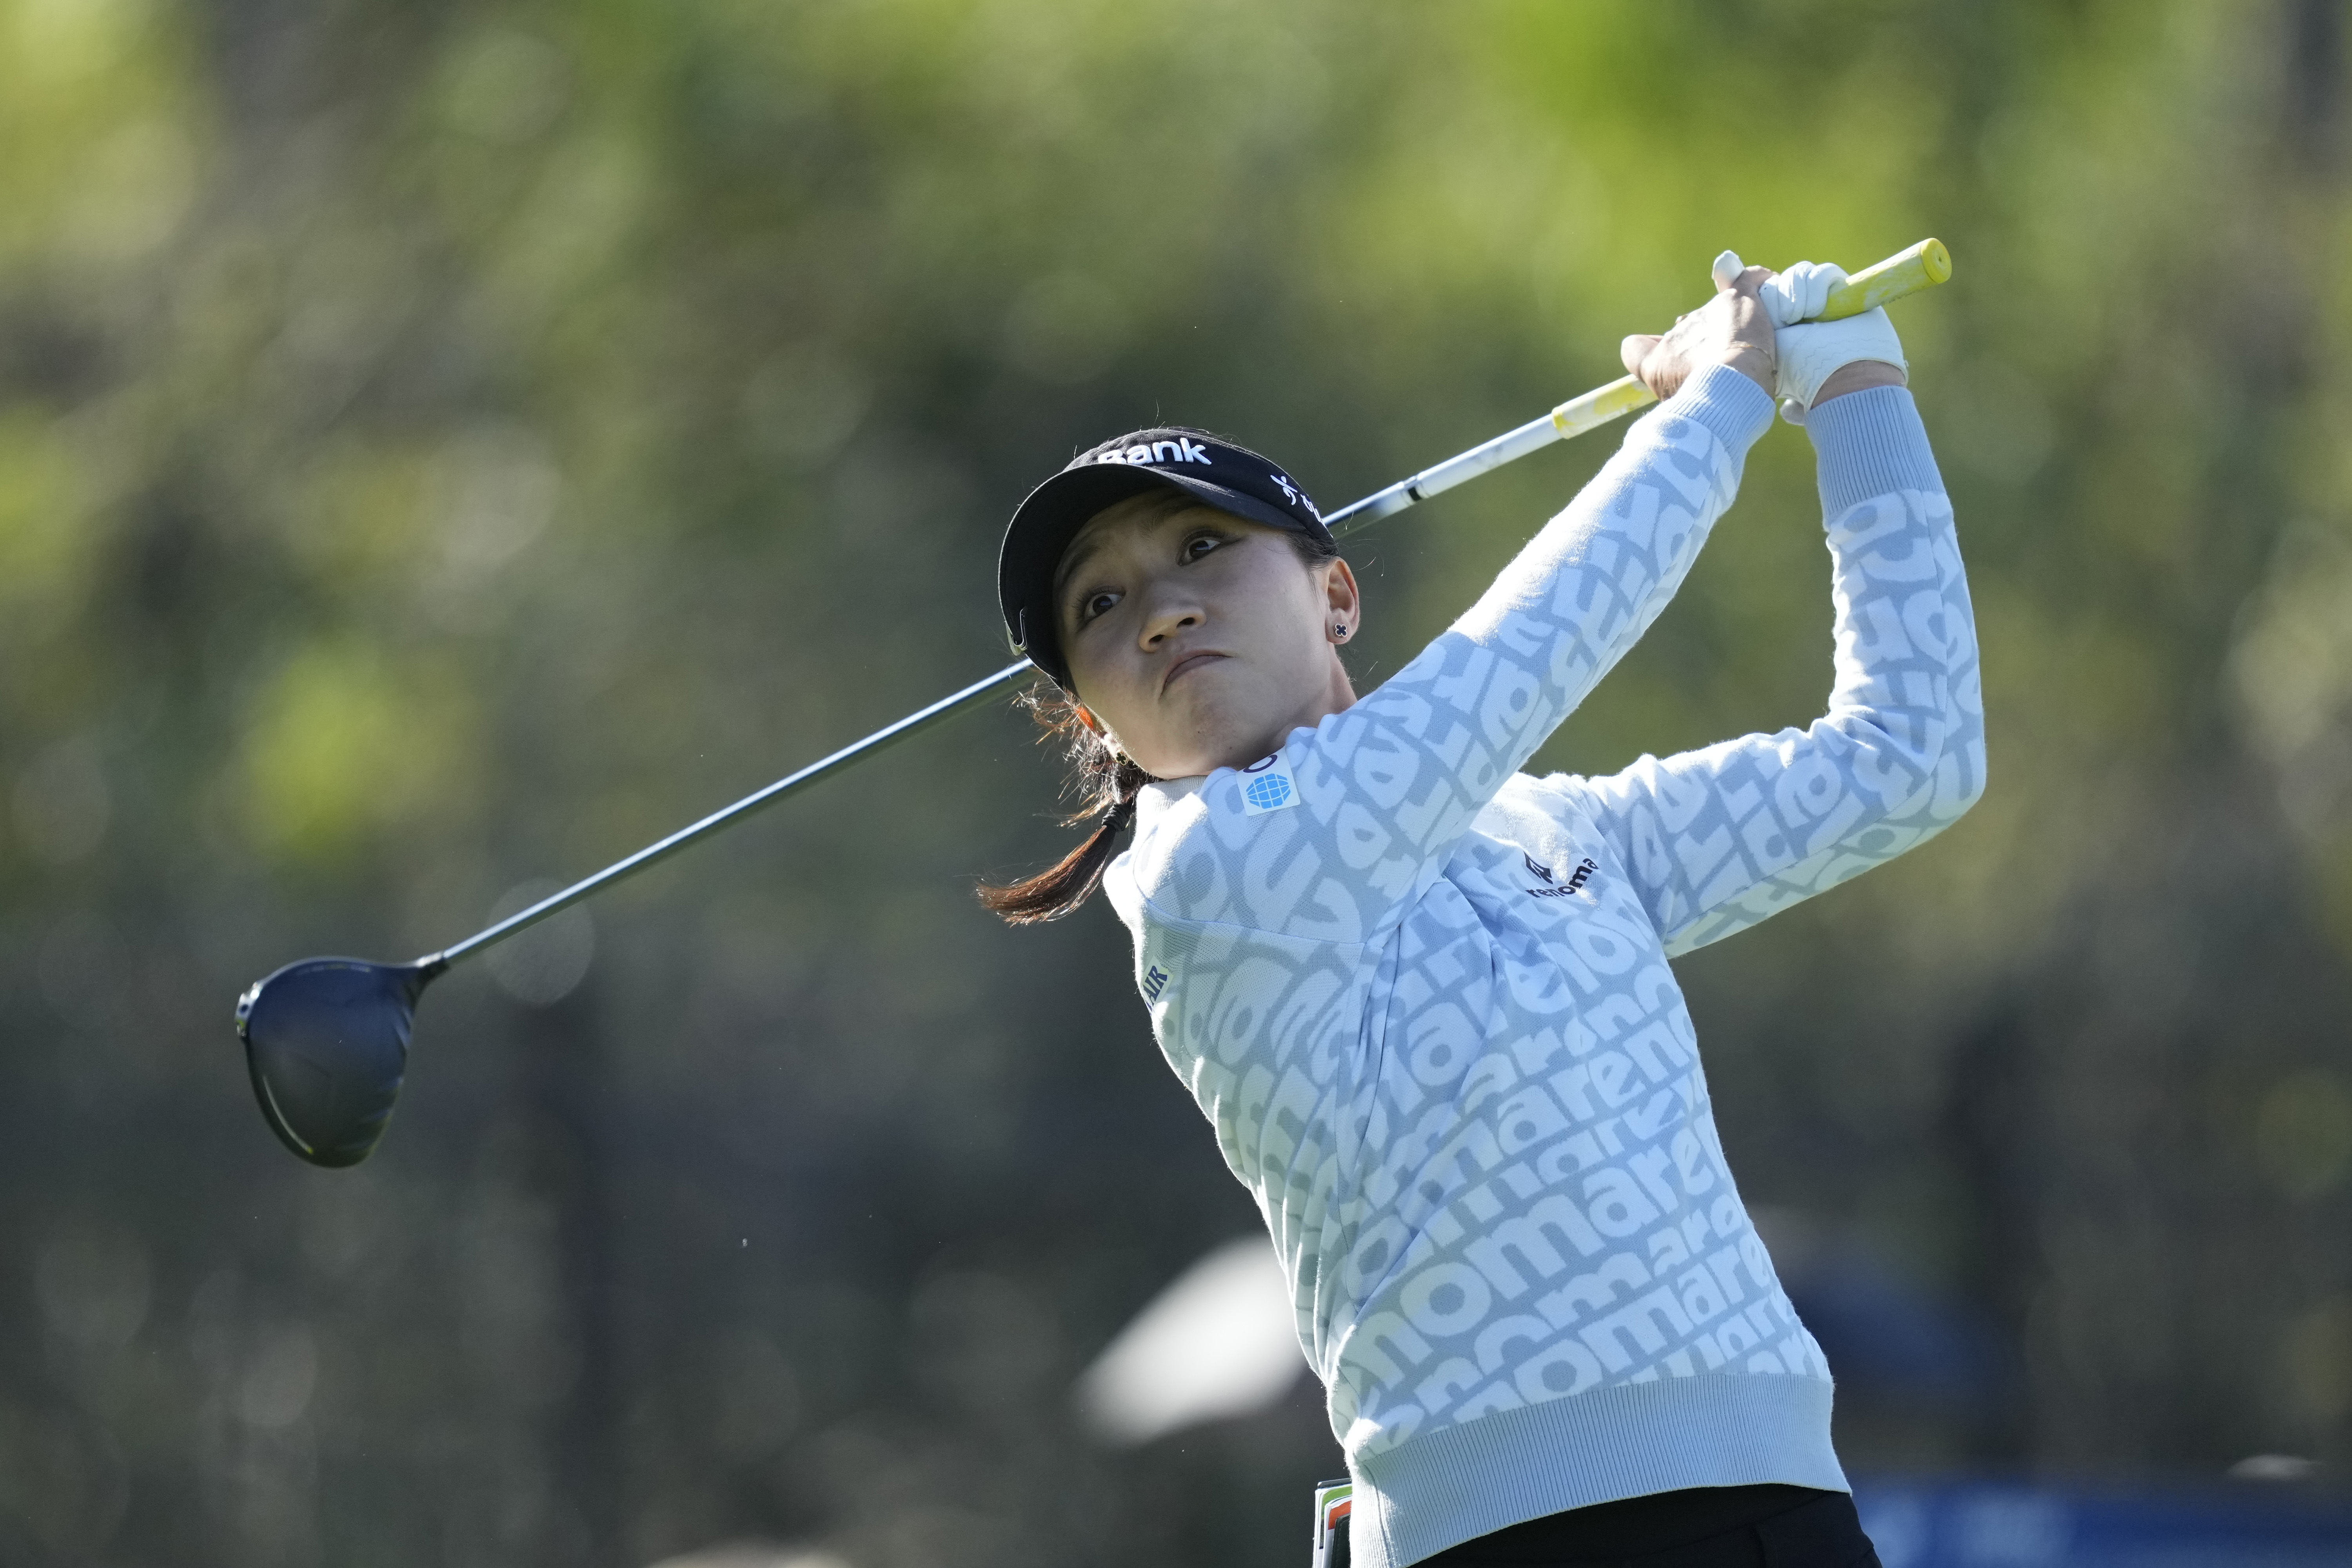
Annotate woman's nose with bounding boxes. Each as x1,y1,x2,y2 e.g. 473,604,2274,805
1139,596,1201,647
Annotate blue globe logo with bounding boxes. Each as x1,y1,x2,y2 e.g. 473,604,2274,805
1244,773,1293,810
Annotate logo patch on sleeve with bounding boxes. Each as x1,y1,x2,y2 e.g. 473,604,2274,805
1238,754,1299,815
1142,963,1172,1001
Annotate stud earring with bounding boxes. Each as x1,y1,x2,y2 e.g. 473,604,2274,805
1333,623,1349,641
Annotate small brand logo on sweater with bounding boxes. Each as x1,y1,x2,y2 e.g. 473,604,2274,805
1142,963,1172,1001
1238,754,1299,815
1524,852,1597,899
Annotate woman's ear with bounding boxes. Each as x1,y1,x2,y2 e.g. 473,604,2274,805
1323,558,1362,644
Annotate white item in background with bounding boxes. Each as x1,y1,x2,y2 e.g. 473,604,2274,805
642,1546,852,1568
1074,1236,1305,1446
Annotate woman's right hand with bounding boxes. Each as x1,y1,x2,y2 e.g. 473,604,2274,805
1618,255,1777,400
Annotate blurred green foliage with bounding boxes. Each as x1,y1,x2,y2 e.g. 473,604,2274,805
4,0,2352,1563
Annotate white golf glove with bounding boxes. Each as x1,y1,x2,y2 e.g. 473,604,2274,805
1714,252,1907,424
1709,253,1847,325
1774,307,1904,425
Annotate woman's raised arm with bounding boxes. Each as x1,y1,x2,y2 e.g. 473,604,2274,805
1134,369,1780,939
1560,382,1986,953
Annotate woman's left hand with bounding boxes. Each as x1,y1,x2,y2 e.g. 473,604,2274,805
1619,253,1776,400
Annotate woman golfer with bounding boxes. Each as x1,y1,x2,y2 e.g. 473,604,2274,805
985,256,1981,1567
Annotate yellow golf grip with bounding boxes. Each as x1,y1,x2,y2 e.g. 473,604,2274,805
1550,237,1951,440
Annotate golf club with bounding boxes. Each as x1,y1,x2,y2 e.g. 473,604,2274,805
236,238,1953,1168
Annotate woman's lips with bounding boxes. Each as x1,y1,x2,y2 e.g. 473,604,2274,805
1162,651,1227,692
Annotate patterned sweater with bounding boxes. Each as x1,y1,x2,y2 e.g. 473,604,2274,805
1100,365,1984,1568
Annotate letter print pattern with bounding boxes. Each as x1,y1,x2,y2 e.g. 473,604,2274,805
1102,377,1984,1473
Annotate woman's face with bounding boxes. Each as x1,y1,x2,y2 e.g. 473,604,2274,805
1055,497,1360,780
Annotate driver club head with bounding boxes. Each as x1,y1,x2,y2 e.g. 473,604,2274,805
235,956,444,1168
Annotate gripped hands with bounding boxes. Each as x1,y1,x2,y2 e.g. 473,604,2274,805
1618,258,1776,402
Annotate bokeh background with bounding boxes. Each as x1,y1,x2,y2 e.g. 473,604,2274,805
5,0,2352,1563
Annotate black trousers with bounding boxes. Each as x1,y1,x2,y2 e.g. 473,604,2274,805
1345,1485,1881,1568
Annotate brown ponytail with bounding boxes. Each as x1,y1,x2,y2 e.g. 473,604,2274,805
977,682,1157,923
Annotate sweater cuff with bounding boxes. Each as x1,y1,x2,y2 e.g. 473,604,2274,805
1805,385,1945,518
1660,362,1776,458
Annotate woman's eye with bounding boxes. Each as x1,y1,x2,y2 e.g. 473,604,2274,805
1081,591,1118,622
1182,533,1225,562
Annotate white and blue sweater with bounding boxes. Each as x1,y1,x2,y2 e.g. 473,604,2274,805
1100,366,1985,1568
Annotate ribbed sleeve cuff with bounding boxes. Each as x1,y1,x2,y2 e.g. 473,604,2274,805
1661,362,1776,458
1805,384,1945,518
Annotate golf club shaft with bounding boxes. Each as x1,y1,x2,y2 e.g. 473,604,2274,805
430,237,1951,969
1333,238,1951,532
430,661,1032,967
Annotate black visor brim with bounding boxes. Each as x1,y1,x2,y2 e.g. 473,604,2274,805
997,465,1315,688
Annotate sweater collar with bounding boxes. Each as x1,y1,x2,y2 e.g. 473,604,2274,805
1133,775,1205,840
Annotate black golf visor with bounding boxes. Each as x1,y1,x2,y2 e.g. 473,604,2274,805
998,427,1334,690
